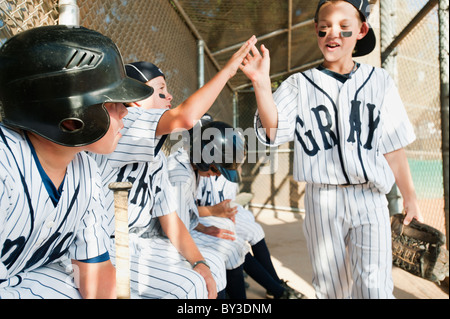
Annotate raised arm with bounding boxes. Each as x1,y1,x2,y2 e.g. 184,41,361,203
156,36,257,136
240,44,278,142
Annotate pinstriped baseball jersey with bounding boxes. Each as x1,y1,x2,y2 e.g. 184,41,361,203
102,106,168,168
197,175,239,204
89,106,168,236
91,109,223,298
114,152,177,238
0,125,109,297
166,149,200,232
255,63,416,193
167,148,250,269
144,153,227,295
105,152,218,299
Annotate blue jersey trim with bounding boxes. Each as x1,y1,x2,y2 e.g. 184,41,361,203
77,252,110,264
25,133,65,207
317,62,361,83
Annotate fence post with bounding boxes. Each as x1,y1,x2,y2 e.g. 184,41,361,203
198,39,205,89
439,0,449,246
58,0,79,26
380,0,402,216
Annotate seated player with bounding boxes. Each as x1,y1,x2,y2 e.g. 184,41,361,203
167,119,252,298
0,25,153,299
195,114,306,299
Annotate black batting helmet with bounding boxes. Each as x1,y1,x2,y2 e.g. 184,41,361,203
0,25,153,147
190,120,247,183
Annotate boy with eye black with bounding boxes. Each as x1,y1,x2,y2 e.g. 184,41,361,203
240,0,423,299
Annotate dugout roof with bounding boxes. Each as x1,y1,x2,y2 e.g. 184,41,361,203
172,0,379,91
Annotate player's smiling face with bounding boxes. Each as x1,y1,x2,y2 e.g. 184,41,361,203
315,1,368,68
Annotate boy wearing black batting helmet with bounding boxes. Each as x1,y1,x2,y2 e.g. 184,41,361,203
167,119,252,298
0,25,152,299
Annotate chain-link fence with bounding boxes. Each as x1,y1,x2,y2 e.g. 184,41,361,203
0,0,234,122
1,0,448,238
388,0,445,234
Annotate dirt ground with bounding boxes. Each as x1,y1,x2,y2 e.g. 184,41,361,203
244,208,449,299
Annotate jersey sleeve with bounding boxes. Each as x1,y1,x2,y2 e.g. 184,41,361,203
0,149,18,279
254,75,299,146
379,75,416,154
105,107,168,167
69,166,110,262
150,155,178,218
167,152,199,231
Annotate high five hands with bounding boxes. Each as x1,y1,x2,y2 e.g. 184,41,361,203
239,40,271,84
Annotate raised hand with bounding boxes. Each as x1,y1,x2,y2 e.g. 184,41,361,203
222,35,258,79
240,44,271,84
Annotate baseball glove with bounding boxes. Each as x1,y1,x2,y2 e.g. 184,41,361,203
391,214,449,283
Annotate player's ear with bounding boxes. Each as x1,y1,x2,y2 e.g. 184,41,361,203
357,22,370,40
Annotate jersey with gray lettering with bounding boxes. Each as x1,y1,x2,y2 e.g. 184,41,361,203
0,125,109,298
167,148,250,269
254,64,415,194
197,175,265,246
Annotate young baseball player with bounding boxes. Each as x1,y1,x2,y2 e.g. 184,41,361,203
0,25,153,298
89,37,256,299
100,146,221,299
167,119,252,299
95,62,227,299
241,0,424,299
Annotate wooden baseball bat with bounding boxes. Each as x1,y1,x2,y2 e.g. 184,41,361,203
109,182,133,299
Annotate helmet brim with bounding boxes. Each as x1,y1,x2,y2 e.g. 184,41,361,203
217,166,240,183
103,77,154,104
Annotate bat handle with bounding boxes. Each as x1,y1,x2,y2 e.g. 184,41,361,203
109,182,132,299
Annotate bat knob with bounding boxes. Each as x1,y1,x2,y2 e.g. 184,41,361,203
108,182,133,191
